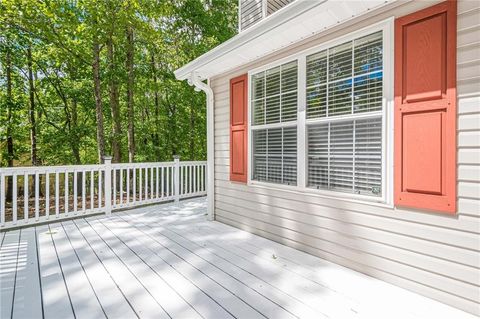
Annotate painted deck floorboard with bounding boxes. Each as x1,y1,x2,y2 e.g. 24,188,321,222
0,198,476,319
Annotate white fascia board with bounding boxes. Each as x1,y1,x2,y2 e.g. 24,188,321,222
175,0,402,81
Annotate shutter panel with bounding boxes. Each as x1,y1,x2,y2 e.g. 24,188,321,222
394,1,457,213
230,74,248,183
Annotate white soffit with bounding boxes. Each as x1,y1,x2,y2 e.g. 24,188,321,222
175,0,402,81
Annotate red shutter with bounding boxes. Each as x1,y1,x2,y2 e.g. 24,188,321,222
394,1,457,214
230,74,248,183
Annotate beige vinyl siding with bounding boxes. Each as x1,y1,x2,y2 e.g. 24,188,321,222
211,0,480,315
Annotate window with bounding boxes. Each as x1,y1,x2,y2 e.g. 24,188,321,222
248,23,391,202
307,31,384,197
251,61,298,185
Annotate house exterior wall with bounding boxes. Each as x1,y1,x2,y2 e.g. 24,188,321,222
211,0,480,315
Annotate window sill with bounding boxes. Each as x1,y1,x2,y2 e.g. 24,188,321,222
247,180,394,209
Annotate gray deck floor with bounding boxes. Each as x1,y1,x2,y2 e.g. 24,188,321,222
0,198,475,319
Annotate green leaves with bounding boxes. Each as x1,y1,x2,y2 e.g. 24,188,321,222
0,0,237,166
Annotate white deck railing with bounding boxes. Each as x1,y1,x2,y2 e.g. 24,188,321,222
0,157,207,230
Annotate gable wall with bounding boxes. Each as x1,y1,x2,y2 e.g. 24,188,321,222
211,0,480,315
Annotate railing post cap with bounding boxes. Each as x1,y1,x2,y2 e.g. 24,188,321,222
103,156,113,162
173,155,180,160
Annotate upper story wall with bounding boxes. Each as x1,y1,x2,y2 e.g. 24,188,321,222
239,0,295,31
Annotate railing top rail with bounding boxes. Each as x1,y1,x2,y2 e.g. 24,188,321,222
179,161,207,166
0,160,207,175
0,164,105,175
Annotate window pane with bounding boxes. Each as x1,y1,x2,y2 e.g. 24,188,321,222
253,99,265,125
354,31,382,75
281,61,298,92
354,71,383,113
306,50,327,87
283,127,297,185
281,91,297,122
253,130,267,181
306,84,327,118
266,95,280,124
265,67,280,96
252,127,297,185
329,42,352,81
307,124,329,188
330,121,354,191
328,79,352,115
354,117,382,196
252,72,265,100
307,117,382,197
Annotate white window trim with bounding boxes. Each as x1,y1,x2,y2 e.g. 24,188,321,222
247,18,394,206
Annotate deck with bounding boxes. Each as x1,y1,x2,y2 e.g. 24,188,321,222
0,198,475,319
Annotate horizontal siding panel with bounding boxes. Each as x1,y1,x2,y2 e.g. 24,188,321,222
215,181,480,237
458,113,480,130
458,96,480,114
458,182,480,199
458,149,480,165
458,131,480,147
458,198,480,216
457,24,480,48
215,207,478,302
215,214,480,315
458,7,480,29
458,165,480,182
215,192,480,270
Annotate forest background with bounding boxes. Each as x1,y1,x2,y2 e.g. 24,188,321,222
0,0,237,168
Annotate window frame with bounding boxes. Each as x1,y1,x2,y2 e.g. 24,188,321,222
247,18,394,205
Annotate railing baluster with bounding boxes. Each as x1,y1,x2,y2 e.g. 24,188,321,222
13,174,17,224
166,167,170,198
65,171,69,215
190,165,193,195
113,168,116,206
127,168,131,204
139,167,143,202
90,170,94,211
144,167,148,201
150,167,154,200
120,168,124,205
55,172,59,218
45,173,49,219
35,172,39,221
194,165,197,194
159,167,163,199
82,170,86,212
98,170,102,208
156,167,159,199
133,168,136,203
24,173,29,222
73,170,78,214
0,173,5,226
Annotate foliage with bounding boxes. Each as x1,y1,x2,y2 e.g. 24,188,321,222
0,0,237,166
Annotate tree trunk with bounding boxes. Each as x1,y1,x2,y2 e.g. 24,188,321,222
6,47,14,201
93,35,106,164
27,45,39,166
107,36,122,163
150,52,162,161
126,25,135,163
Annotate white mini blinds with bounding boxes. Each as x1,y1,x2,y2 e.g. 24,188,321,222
252,61,298,125
249,29,385,198
306,31,383,118
251,61,298,186
307,31,383,196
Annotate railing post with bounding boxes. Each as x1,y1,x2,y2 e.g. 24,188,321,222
173,155,180,203
104,156,112,215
